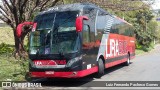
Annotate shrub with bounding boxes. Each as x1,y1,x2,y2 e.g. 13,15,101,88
0,43,14,54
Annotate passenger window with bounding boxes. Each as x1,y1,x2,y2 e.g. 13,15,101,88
83,25,90,44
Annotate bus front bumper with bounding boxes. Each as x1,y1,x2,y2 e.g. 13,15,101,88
30,66,98,78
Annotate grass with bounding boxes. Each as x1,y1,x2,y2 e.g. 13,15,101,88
0,27,28,45
0,54,29,81
0,27,14,45
135,49,146,55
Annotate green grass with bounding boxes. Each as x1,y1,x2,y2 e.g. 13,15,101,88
135,49,146,55
0,27,14,45
0,54,29,81
135,47,154,55
0,27,28,45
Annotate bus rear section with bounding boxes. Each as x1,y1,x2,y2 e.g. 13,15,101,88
16,3,135,78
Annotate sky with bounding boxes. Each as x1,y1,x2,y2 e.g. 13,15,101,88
150,0,160,10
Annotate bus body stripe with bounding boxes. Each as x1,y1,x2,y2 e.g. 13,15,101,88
31,66,98,78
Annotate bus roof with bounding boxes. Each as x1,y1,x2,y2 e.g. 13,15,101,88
38,3,132,26
39,3,109,15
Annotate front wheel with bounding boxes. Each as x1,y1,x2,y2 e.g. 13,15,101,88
95,58,104,78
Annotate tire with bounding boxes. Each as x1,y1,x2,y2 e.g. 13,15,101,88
96,58,104,78
124,54,130,66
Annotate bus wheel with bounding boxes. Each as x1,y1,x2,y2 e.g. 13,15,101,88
96,58,104,78
124,54,130,66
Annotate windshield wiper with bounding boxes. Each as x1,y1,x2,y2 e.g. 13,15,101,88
44,30,51,45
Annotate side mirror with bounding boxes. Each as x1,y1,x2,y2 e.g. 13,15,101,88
16,22,36,38
16,23,24,38
32,23,37,32
75,16,89,32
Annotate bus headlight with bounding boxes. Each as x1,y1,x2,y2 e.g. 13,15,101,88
66,56,82,67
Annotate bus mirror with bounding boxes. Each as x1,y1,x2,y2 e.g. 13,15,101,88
16,23,23,38
32,23,37,32
16,22,34,38
75,16,89,32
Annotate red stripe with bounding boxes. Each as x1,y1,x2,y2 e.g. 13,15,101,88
30,66,98,78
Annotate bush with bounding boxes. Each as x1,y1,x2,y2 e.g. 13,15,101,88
136,41,154,52
0,43,14,54
136,41,142,49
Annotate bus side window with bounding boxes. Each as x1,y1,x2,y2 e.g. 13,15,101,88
95,30,102,47
83,25,91,47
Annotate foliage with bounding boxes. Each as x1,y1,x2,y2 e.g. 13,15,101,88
63,0,75,4
75,0,151,11
0,43,14,54
134,10,156,48
114,8,157,49
136,41,154,52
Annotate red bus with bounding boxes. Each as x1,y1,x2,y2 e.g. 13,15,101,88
17,3,135,78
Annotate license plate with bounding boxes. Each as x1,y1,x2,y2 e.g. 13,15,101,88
45,71,54,75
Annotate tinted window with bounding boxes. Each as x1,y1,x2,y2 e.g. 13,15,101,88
110,19,134,37
35,13,55,30
83,25,90,44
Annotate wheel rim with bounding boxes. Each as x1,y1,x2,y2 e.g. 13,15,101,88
127,58,130,64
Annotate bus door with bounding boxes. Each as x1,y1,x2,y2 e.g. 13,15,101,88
81,24,97,69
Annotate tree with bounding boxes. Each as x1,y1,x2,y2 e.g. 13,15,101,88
0,0,61,58
134,9,155,47
75,0,153,11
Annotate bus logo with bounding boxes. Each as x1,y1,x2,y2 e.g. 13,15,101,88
106,39,127,58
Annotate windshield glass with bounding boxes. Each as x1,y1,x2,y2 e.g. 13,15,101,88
29,11,80,55
29,30,51,54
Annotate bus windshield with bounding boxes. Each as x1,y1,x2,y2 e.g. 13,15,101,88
29,11,80,55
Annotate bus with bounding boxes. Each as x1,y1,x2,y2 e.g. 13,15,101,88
17,3,135,78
